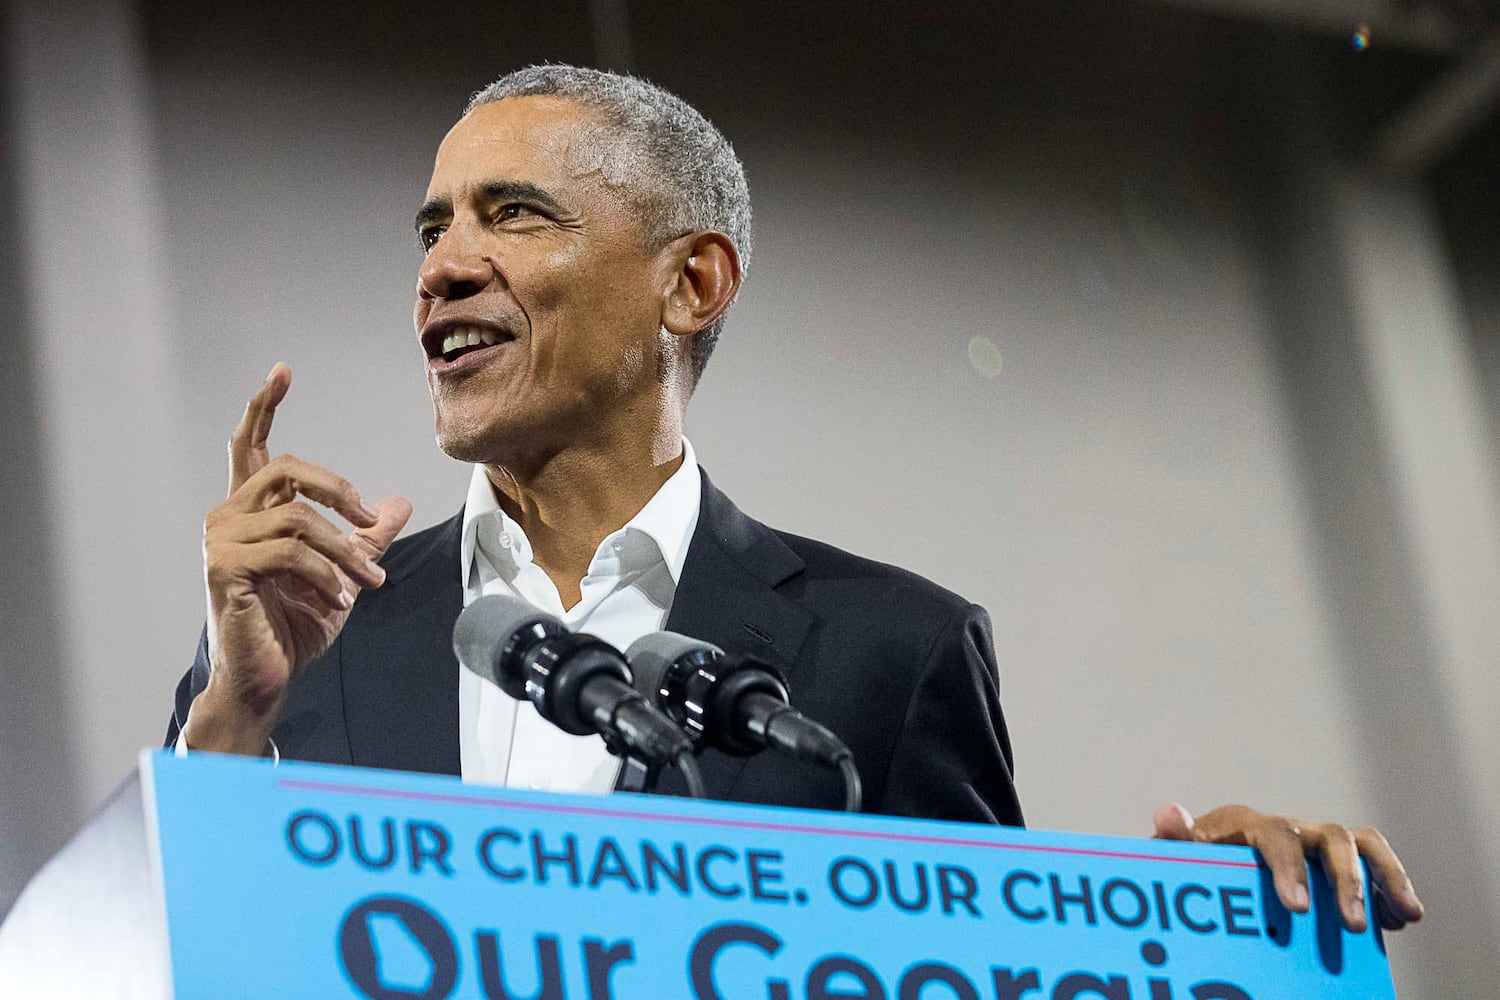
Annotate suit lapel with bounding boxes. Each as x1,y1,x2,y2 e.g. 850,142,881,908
340,512,465,776
333,472,812,791
655,470,815,797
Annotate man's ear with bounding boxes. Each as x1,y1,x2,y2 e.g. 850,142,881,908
660,231,741,338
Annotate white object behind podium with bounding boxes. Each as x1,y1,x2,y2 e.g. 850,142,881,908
0,774,170,999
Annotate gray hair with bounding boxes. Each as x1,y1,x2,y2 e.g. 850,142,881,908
466,65,752,383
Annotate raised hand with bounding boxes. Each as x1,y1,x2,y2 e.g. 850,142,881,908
182,363,413,755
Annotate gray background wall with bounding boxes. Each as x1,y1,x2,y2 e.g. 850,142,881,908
3,1,1497,994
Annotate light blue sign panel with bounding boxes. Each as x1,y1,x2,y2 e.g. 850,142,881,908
141,750,1395,1000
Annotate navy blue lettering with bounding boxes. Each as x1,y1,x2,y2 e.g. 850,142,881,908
1002,871,1045,922
688,922,783,1000
991,969,1042,1000
1189,985,1252,1000
643,841,690,895
287,811,340,865
476,931,563,1000
338,895,457,1000
349,817,397,871
531,833,580,886
583,938,634,1000
897,962,977,1000
479,829,524,882
588,838,640,891
1143,942,1171,1000
829,858,880,909
807,956,887,1000
1052,974,1129,999
697,847,743,899
1152,881,1172,931
1100,879,1149,929
1174,884,1218,934
884,861,930,913
748,850,789,903
1220,888,1259,937
1049,875,1097,926
937,865,981,917
406,822,453,877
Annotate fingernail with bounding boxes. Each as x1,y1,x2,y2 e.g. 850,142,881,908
264,362,280,383
365,558,386,584
360,501,381,521
338,589,353,609
1402,882,1424,912
1291,885,1310,909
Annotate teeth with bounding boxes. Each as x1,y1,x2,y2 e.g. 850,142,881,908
438,326,503,357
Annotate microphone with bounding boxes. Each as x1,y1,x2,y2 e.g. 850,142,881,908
453,595,699,784
625,632,862,811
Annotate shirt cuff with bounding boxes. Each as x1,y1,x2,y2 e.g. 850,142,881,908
173,732,280,764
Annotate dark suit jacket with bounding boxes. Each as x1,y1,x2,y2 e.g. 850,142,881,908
165,470,1023,826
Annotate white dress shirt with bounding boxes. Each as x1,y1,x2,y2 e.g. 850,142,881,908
456,440,701,793
179,441,701,787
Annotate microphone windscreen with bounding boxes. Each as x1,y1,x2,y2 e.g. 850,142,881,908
625,631,722,697
452,594,558,696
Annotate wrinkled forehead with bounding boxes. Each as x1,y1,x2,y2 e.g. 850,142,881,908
427,96,634,199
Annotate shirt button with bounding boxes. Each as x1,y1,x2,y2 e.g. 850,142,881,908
611,541,623,553
497,533,512,548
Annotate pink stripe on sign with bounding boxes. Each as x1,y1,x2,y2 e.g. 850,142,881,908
273,777,1258,870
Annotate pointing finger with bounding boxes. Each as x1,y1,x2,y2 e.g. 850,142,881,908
229,363,290,495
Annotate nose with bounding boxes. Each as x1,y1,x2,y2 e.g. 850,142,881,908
417,230,494,301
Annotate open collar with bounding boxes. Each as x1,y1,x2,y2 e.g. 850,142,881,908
341,465,815,791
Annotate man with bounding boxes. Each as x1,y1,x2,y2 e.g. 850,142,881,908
164,65,1423,935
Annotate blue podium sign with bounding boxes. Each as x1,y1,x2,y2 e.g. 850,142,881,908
140,751,1395,999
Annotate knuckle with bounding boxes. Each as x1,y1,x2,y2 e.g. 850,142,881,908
334,537,360,565
285,503,316,537
1272,817,1301,838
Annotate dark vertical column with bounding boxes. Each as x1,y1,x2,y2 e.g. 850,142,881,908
1239,34,1500,997
0,0,82,918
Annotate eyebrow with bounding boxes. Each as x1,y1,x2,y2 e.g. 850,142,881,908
413,179,568,233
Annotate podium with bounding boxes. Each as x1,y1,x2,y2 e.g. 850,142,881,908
0,752,1397,998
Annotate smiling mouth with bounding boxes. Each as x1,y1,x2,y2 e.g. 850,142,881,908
434,325,508,364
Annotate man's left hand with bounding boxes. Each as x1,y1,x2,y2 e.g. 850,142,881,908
1153,803,1425,932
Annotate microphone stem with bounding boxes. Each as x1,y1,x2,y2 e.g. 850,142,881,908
674,750,707,799
837,753,862,813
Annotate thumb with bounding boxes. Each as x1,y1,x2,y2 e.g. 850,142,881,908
1153,802,1197,841
351,496,414,562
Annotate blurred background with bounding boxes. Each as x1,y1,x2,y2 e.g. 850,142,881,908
2,0,1498,992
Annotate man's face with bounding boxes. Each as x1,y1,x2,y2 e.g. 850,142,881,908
414,96,671,465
